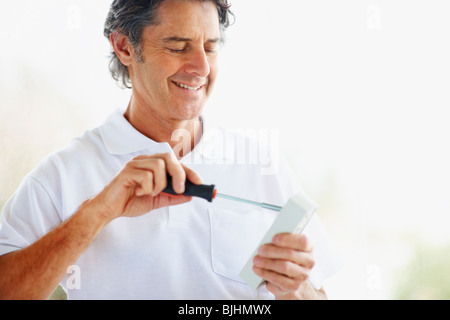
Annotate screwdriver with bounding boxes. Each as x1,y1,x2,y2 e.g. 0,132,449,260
162,176,283,212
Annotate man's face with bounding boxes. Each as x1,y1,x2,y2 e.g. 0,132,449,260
129,0,221,121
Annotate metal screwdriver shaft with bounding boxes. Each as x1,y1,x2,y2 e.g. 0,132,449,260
215,193,282,212
162,176,283,211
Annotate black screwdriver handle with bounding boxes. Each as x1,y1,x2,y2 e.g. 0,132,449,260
163,175,216,202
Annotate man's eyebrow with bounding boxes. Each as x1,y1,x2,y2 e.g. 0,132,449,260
162,36,221,43
162,36,191,43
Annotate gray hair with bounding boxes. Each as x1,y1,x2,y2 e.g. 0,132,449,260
104,0,233,89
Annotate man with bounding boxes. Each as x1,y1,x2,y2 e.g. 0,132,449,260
0,0,337,300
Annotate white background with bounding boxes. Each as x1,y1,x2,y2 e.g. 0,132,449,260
1,1,450,299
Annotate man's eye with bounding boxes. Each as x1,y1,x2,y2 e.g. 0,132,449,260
205,44,221,54
168,48,185,53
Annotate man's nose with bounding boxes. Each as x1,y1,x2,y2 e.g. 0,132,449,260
184,48,211,78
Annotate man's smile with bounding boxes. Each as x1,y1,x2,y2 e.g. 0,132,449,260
172,80,206,92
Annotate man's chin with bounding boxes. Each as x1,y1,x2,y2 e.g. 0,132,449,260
170,103,207,121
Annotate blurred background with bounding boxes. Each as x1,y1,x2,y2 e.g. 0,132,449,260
1,0,449,299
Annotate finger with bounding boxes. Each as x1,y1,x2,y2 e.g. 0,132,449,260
258,244,316,269
131,153,184,194
253,256,310,280
129,153,202,195
154,193,193,209
134,170,154,197
130,156,167,196
157,153,203,192
264,281,284,297
151,159,169,196
264,281,303,300
252,266,306,293
158,153,186,194
182,163,203,185
273,233,314,252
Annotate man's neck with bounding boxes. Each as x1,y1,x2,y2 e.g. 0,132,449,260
123,97,203,159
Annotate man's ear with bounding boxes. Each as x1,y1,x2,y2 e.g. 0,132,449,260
110,32,134,66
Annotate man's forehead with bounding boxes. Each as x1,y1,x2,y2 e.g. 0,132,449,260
149,0,221,35
144,15,220,43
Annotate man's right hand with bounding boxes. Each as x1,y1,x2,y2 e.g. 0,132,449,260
0,152,201,299
86,152,202,222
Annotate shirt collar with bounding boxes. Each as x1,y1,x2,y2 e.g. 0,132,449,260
99,109,172,155
190,118,235,162
99,109,232,161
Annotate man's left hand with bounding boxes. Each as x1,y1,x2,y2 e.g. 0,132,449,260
252,233,326,300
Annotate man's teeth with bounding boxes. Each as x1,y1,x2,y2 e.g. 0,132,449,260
174,82,202,91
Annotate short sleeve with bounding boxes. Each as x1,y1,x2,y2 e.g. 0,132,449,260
0,176,62,256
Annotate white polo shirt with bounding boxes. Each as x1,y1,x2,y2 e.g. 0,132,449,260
0,110,339,300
